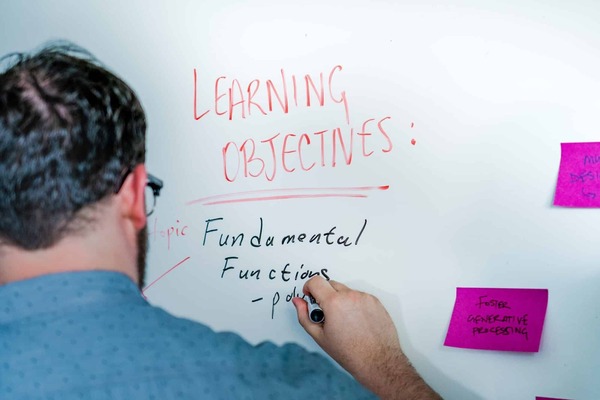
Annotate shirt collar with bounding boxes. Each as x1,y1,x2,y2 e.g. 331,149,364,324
0,270,145,324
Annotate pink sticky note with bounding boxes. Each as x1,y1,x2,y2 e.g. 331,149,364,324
536,397,572,400
554,142,600,207
444,288,548,352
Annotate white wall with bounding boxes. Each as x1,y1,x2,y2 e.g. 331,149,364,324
2,1,599,398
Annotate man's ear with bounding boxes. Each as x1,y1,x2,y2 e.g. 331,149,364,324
117,164,147,230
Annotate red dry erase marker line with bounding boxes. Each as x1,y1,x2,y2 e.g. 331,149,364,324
186,185,390,206
142,256,191,298
204,193,367,206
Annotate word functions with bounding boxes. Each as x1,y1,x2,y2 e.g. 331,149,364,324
444,287,548,352
202,217,368,319
554,142,600,207
193,65,394,183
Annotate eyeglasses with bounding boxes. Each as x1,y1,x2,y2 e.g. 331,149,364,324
115,168,163,216
145,173,163,216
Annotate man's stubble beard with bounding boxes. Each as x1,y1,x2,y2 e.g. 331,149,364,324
137,225,148,290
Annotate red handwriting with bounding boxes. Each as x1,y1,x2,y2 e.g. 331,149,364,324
148,217,189,250
193,64,400,183
194,65,349,124
221,117,392,182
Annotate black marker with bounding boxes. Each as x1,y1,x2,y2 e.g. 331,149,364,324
307,295,325,323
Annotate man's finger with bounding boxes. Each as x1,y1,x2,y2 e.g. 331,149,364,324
328,280,351,292
302,275,338,304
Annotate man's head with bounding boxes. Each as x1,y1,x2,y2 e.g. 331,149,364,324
0,42,146,248
0,42,149,285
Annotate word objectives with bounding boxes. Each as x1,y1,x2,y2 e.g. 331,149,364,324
202,217,368,319
193,65,395,182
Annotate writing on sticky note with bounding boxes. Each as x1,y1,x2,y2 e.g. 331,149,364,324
554,142,600,207
444,288,548,352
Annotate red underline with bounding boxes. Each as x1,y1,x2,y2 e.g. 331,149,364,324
142,256,191,297
186,185,389,206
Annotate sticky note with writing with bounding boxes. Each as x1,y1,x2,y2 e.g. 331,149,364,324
444,288,548,352
554,142,600,207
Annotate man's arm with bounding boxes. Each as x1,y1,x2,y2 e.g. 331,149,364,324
292,276,441,400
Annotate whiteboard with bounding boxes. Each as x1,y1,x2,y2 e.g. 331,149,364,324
2,1,599,398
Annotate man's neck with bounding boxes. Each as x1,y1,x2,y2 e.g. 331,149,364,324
0,246,133,285
0,213,139,285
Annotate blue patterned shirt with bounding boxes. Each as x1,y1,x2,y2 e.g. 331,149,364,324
0,271,376,399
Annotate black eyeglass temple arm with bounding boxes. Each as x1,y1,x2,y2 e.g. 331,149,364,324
147,174,163,197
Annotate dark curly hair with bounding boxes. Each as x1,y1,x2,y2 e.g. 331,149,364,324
0,41,146,249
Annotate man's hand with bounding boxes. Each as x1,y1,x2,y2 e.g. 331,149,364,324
292,276,441,400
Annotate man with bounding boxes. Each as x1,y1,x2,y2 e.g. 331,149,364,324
0,42,440,399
